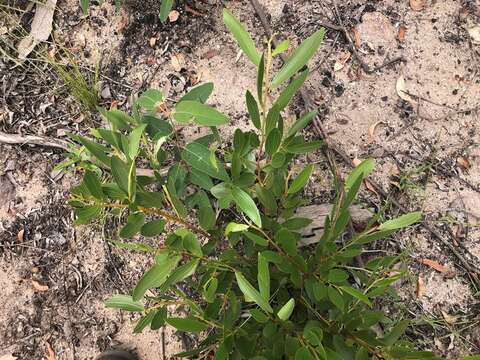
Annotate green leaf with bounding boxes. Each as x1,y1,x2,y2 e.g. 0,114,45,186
277,298,295,321
83,170,104,199
265,104,279,136
160,259,199,291
282,217,313,230
379,212,422,231
232,186,262,227
383,320,410,346
339,285,372,307
166,317,209,333
183,232,203,257
327,286,344,312
138,89,163,111
271,152,286,168
287,111,317,138
223,9,260,66
265,128,282,156
274,69,308,111
104,294,144,312
136,191,164,208
285,140,323,154
255,184,277,214
133,252,180,300
141,115,172,139
345,158,375,189
272,39,289,57
327,269,349,283
235,272,273,313
134,311,156,333
128,124,147,160
141,219,166,237
120,213,145,238
271,29,325,88
151,308,168,330
277,228,297,256
246,90,261,129
127,160,136,202
258,253,270,301
225,222,249,236
182,142,230,181
257,54,265,103
244,231,268,246
159,0,173,22
111,156,129,193
75,205,101,225
295,347,313,360
250,308,269,323
175,100,229,126
80,0,90,14
98,108,132,130
287,164,313,194
77,135,110,165
179,82,214,103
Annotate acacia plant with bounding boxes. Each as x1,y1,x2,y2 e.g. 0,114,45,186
65,8,443,360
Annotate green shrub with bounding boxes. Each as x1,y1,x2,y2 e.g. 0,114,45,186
65,8,446,360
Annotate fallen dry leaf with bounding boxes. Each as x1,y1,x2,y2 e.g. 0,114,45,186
17,0,57,59
31,279,49,292
441,310,457,324
0,354,17,360
419,258,447,273
352,27,361,48
457,156,471,171
46,342,56,360
416,276,425,298
168,10,180,22
17,228,24,242
364,180,379,196
170,53,185,72
149,37,156,47
398,25,407,42
410,0,426,11
368,121,385,139
396,75,416,103
467,25,480,44
334,52,351,72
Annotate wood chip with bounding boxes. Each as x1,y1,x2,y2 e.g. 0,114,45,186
149,37,156,47
168,10,180,22
419,258,447,273
17,0,57,59
416,276,425,298
410,0,426,11
31,279,49,292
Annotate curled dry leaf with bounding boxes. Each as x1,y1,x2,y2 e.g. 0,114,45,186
419,258,447,273
409,0,426,11
416,276,425,298
396,75,416,104
334,52,351,72
46,342,56,360
168,10,180,22
368,121,385,139
31,279,49,292
398,25,407,42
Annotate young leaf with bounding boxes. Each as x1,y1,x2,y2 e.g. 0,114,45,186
223,9,261,66
235,271,273,313
175,101,229,126
83,170,104,200
141,219,166,237
159,0,173,22
98,107,132,130
151,307,168,330
277,298,295,321
250,308,269,323
183,232,203,257
383,320,410,346
128,124,147,160
271,29,325,88
133,252,180,300
258,252,270,301
339,285,372,307
287,164,313,194
274,69,308,111
120,213,145,238
246,90,261,129
265,128,282,156
179,82,214,103
105,294,144,312
272,39,290,57
160,259,199,291
257,54,265,103
134,312,155,333
166,317,209,333
265,104,279,136
232,186,262,227
225,222,249,236
327,269,349,283
286,111,317,138
80,0,90,14
138,89,163,111
379,212,422,231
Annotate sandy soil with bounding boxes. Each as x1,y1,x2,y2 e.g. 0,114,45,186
1,0,479,358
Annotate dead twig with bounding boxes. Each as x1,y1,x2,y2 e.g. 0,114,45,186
0,131,70,150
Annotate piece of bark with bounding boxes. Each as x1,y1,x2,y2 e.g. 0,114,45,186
295,204,373,247
0,131,69,150
17,0,57,59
